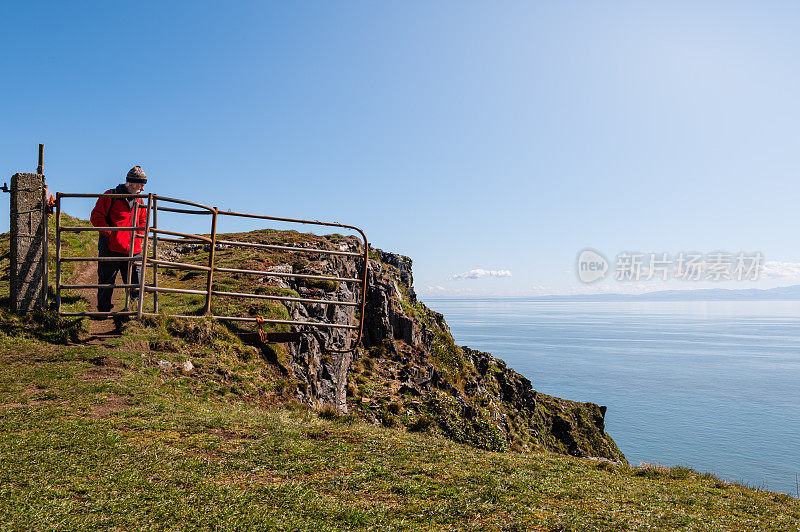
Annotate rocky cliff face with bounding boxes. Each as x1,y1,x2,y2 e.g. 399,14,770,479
280,242,626,463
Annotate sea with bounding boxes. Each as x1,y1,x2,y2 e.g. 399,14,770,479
425,298,800,496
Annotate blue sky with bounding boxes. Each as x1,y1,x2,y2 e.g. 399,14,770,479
2,1,799,296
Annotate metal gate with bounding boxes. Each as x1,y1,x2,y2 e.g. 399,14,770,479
54,192,369,353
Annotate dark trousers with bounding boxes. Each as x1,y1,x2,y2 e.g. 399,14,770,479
97,236,142,313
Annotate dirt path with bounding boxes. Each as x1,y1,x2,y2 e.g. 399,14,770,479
71,261,123,337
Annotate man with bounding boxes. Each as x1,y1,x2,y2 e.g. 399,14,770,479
90,166,149,315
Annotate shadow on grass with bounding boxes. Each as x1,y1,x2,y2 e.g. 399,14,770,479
224,320,290,375
0,297,86,344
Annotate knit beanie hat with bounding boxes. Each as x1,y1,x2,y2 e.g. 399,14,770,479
126,166,148,183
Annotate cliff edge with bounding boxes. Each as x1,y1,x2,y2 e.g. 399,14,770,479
249,235,625,462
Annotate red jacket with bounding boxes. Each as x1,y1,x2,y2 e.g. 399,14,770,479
90,185,148,254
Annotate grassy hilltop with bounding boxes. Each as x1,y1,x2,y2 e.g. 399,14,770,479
0,217,798,530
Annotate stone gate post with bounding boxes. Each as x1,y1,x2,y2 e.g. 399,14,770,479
9,172,48,313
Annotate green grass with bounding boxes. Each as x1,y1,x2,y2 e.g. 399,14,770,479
0,326,798,530
2,219,799,529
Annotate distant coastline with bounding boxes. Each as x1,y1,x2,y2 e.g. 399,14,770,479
426,284,800,302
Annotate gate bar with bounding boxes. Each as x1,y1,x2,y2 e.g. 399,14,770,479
211,290,359,306
148,258,212,272
145,286,207,296
204,208,218,314
144,286,359,307
55,196,62,315
61,311,138,317
214,266,360,283
155,205,212,215
150,229,212,243
59,256,141,262
137,193,153,318
215,238,361,258
60,225,147,232
152,196,159,313
124,202,139,310
58,193,145,199
61,283,140,289
149,236,208,245
139,312,359,329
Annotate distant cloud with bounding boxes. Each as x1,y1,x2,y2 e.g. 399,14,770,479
762,261,800,280
422,285,447,293
449,269,512,281
419,285,476,295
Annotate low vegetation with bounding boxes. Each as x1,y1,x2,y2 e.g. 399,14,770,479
1,221,798,529
0,320,798,529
